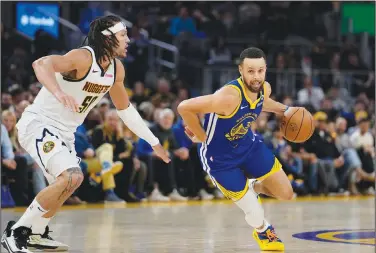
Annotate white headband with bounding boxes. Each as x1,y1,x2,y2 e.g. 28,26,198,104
101,22,127,35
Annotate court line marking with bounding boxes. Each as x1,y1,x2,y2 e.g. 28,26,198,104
3,195,373,213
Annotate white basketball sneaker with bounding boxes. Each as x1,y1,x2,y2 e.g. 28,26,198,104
28,226,69,252
1,221,33,253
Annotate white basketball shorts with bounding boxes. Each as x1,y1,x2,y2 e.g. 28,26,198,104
16,112,81,184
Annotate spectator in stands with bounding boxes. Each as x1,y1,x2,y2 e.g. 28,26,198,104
2,110,47,196
1,93,13,111
29,82,42,97
265,127,305,195
169,6,197,37
1,124,29,206
102,111,147,203
290,140,320,194
126,25,149,86
298,76,325,110
327,84,352,112
268,53,290,94
297,75,325,110
8,84,25,106
131,81,151,107
342,52,375,97
320,98,338,121
122,125,148,201
138,101,155,127
305,112,345,194
14,100,30,120
280,145,304,177
75,126,125,203
97,97,110,123
171,87,189,115
335,117,373,195
172,116,214,200
91,110,145,202
151,78,176,109
77,108,103,136
137,108,188,201
349,117,375,194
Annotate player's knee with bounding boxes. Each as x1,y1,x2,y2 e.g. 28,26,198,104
58,167,84,190
278,185,294,200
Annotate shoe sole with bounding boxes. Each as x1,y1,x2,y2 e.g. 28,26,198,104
252,230,285,251
28,244,68,252
1,237,20,253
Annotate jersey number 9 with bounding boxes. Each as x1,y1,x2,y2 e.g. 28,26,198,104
78,96,98,113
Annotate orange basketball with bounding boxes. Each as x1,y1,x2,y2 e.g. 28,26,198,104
280,107,315,143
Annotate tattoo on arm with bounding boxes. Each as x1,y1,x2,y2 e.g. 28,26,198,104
58,167,82,200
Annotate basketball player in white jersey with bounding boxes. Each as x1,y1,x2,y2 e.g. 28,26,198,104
1,15,170,253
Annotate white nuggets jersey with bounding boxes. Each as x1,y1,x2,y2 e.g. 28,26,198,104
25,46,116,132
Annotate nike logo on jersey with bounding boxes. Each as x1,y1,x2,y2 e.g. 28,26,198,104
92,70,99,73
241,105,248,109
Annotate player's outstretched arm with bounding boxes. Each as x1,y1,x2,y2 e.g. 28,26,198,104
109,59,170,163
32,49,91,112
177,87,240,142
262,82,289,116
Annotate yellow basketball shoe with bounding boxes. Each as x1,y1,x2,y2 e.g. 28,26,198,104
252,225,285,251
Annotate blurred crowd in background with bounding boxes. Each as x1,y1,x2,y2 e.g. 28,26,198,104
1,1,375,207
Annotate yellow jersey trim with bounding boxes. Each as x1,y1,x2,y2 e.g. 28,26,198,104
217,85,242,119
256,158,282,181
237,78,263,109
215,178,249,201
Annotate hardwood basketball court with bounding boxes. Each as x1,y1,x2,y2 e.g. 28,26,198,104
1,196,374,253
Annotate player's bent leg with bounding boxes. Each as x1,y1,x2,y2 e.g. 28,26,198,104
234,189,285,251
9,146,83,252
2,166,82,253
210,169,284,251
254,169,294,201
246,152,294,201
26,166,83,252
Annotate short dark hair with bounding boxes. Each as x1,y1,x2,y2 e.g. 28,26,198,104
239,47,266,64
85,15,123,62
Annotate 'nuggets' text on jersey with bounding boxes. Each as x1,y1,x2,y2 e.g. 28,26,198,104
82,82,111,94
24,46,116,132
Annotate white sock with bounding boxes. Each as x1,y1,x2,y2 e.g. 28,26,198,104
255,220,271,233
235,188,265,228
12,199,50,233
32,216,52,234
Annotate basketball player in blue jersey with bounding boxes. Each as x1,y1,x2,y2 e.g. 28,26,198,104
178,47,296,251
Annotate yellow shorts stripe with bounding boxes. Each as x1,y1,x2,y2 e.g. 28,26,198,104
256,157,282,181
214,178,249,201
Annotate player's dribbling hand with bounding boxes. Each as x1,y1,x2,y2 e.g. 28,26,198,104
184,126,204,143
54,90,80,112
152,144,171,163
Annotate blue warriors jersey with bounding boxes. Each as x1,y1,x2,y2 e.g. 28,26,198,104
201,77,265,157
198,77,282,200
